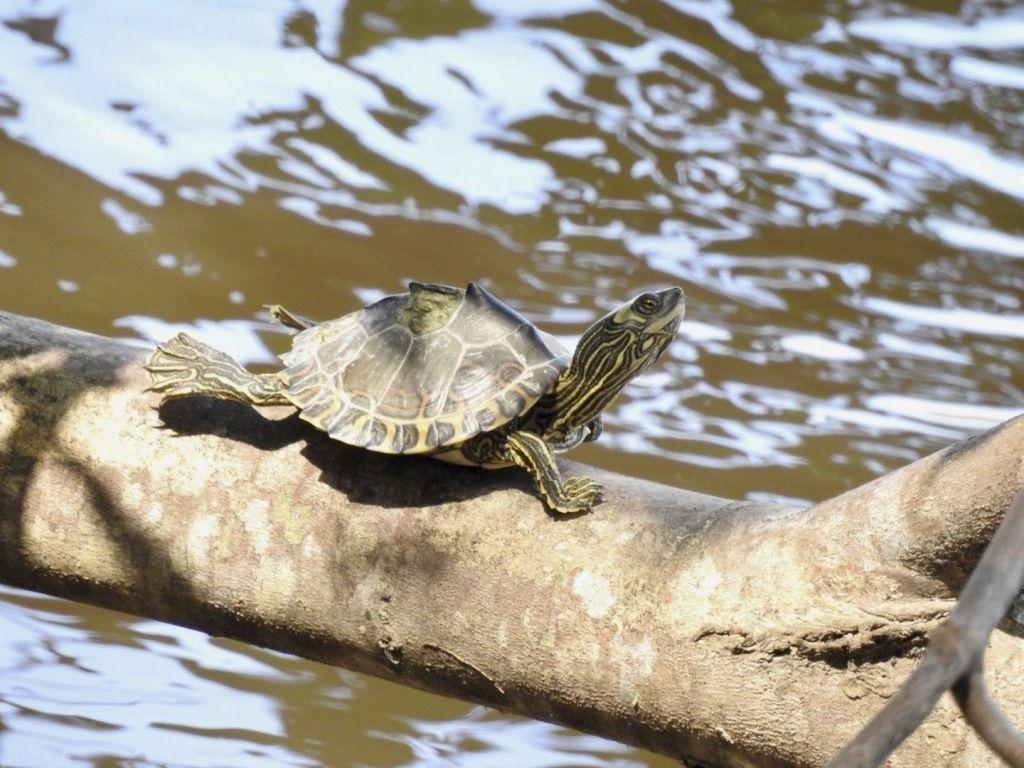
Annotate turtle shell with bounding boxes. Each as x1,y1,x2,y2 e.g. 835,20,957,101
279,282,570,454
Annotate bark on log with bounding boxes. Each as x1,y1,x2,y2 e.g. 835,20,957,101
0,310,1022,767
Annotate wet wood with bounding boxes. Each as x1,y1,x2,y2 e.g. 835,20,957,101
1,310,1023,767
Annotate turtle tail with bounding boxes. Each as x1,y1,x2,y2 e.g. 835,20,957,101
145,332,291,406
264,304,316,331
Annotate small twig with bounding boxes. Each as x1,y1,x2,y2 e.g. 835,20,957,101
953,663,1024,767
827,485,1024,768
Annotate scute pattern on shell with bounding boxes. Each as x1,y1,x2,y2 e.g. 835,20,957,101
279,282,569,454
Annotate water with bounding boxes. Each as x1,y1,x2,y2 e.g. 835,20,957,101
1,1,1023,765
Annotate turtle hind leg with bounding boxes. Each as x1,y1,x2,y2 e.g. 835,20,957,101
145,332,290,405
502,430,604,515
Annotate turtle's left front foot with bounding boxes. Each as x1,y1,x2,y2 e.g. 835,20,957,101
550,475,605,515
503,430,605,515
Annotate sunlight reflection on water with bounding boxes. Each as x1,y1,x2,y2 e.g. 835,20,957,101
1,0,1023,765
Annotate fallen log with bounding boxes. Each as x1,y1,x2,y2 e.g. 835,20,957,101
0,310,1021,767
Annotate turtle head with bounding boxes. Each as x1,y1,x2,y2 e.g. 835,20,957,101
544,287,684,439
605,285,685,355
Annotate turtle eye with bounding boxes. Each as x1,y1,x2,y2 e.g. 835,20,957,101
634,292,660,315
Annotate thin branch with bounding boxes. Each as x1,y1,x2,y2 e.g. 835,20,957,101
953,664,1024,767
826,486,1024,768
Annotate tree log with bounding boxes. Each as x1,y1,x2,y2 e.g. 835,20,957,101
0,310,1022,767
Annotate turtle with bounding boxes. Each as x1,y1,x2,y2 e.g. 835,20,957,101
145,281,684,514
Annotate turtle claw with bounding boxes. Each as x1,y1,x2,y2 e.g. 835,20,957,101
549,475,604,515
146,377,200,400
154,336,189,357
152,384,194,399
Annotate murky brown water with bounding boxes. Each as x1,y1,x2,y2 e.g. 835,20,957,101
1,1,1023,765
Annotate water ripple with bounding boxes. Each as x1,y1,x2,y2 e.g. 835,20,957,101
1,1,1023,765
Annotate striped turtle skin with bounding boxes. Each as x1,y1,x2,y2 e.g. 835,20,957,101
145,282,685,514
279,282,570,455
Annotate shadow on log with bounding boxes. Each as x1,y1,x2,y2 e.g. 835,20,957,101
1,310,1023,767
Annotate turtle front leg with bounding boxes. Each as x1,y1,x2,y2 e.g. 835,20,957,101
503,431,604,514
